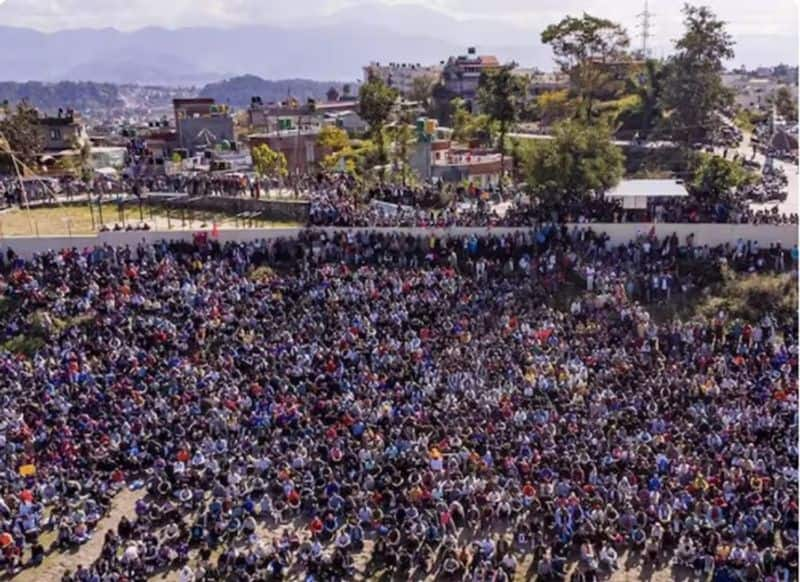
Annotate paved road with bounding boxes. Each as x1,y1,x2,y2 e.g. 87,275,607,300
508,132,675,149
717,132,798,216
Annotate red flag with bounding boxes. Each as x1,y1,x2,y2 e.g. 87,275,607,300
211,223,219,238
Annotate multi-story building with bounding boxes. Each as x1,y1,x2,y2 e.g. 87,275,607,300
248,128,323,175
173,98,234,153
35,109,88,151
513,69,570,96
247,97,359,134
363,62,442,96
431,47,502,119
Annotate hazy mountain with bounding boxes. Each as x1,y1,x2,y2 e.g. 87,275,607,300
199,75,347,108
0,81,124,113
0,3,795,85
0,5,553,84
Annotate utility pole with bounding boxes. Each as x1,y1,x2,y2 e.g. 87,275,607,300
637,0,653,58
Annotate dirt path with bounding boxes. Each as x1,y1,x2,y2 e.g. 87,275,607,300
13,488,145,582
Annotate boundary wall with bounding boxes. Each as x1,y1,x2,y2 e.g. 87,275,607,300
0,224,796,259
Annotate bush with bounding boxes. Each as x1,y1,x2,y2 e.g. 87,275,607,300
696,271,798,323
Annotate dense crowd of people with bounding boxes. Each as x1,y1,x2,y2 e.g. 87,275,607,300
2,169,797,228
0,227,796,581
307,181,799,228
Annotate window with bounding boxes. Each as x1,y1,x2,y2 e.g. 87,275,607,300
49,128,62,141
305,141,315,163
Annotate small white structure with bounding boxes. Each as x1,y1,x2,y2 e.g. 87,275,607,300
605,179,688,210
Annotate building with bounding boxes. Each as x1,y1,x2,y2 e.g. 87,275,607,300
513,69,570,97
324,110,368,134
35,109,88,151
722,73,798,111
363,62,442,96
247,98,359,133
248,128,323,175
604,179,688,211
431,144,510,188
173,98,234,153
431,47,502,121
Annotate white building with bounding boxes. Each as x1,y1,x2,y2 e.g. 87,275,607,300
363,62,442,96
722,73,798,111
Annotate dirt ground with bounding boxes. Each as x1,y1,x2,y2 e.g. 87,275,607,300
15,491,691,582
12,488,145,582
0,204,298,236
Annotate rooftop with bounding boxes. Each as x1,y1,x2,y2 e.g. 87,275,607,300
606,179,688,198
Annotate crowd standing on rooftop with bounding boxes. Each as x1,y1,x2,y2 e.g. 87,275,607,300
0,226,795,581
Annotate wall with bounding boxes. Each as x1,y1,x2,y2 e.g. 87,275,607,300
248,133,321,174
1,223,795,259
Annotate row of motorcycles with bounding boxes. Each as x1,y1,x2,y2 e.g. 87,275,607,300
740,164,789,203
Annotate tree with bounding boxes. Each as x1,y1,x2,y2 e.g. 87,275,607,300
772,86,798,123
359,76,398,172
0,102,43,171
523,119,624,204
387,112,416,187
624,59,665,137
343,84,352,98
660,4,734,144
409,75,437,111
451,98,472,142
690,153,753,202
541,14,630,120
251,143,288,180
478,65,526,193
317,125,351,171
74,138,93,183
536,89,575,127
451,98,497,146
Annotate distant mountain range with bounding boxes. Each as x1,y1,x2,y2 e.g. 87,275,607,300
0,77,351,116
0,81,124,113
0,3,795,85
199,76,346,108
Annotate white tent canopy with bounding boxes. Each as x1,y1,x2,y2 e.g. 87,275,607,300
605,179,688,210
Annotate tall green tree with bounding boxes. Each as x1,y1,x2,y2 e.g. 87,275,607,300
409,75,437,112
388,113,416,187
624,59,665,137
251,143,288,180
772,86,798,123
478,65,526,193
359,75,398,172
691,153,753,203
317,125,351,171
660,4,734,144
451,98,472,142
541,14,630,120
523,119,624,205
0,103,43,171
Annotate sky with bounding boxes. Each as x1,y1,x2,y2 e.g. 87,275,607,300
0,0,796,38
0,0,796,69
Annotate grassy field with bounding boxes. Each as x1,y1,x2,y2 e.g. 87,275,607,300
0,204,300,236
